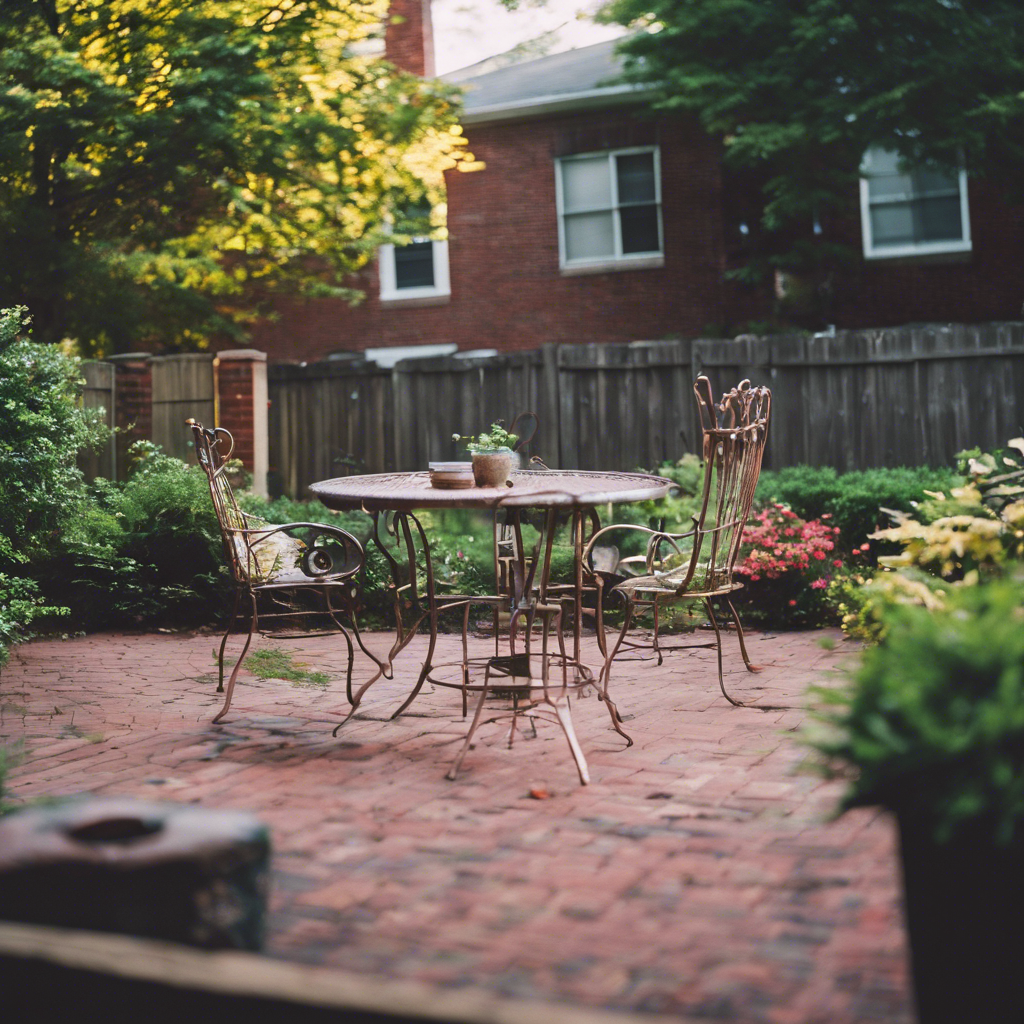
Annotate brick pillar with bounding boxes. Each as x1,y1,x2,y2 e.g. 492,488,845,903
107,353,152,480
385,0,434,77
215,350,268,497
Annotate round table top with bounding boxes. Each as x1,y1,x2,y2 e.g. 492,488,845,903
310,469,674,512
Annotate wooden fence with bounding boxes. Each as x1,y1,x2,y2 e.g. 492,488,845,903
267,322,1024,497
79,361,116,481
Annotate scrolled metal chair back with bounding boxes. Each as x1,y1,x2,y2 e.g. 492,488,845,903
678,376,771,594
187,419,253,584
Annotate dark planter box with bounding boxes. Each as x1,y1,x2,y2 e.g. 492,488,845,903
897,812,1024,1023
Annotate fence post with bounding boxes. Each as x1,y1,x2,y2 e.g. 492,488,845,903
106,353,153,480
215,350,269,497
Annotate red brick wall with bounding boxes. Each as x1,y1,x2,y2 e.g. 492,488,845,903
385,0,434,77
248,106,1024,364
827,176,1024,327
112,358,152,474
216,359,255,471
250,110,730,362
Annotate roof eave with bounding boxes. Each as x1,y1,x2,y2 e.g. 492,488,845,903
459,83,653,126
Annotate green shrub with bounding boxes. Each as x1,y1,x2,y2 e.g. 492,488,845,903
0,574,67,667
0,307,106,658
812,579,1024,846
756,464,960,552
33,441,230,629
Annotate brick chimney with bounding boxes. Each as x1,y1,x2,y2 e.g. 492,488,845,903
385,0,435,77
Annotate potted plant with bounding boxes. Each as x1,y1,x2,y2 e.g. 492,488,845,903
453,423,518,487
811,579,1024,1023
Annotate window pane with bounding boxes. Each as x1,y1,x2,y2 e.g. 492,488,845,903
616,152,656,204
870,202,915,247
915,195,963,242
564,211,615,260
913,166,960,197
394,241,435,289
868,171,914,200
619,205,660,254
562,157,612,213
864,147,902,176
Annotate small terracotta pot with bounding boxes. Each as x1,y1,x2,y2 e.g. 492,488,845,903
471,451,513,487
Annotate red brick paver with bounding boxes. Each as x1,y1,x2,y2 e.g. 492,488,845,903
0,628,910,1022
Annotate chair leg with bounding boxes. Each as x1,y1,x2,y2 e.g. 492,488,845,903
217,590,243,693
448,679,492,780
600,690,634,748
653,601,663,666
704,598,747,707
598,595,633,703
550,698,590,785
213,593,257,724
725,597,762,673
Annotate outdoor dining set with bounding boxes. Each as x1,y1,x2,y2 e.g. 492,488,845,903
186,375,771,786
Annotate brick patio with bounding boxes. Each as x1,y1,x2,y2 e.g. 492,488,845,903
0,627,910,1022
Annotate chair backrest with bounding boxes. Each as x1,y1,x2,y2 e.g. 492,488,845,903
674,376,771,594
187,419,252,584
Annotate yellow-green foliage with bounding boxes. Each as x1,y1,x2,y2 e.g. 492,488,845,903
839,441,1024,640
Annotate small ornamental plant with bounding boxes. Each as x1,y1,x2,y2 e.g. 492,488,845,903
452,423,518,453
733,504,845,627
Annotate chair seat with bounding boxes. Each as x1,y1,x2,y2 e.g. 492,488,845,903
252,566,358,589
613,573,742,600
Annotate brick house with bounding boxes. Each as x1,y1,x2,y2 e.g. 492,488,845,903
250,0,1024,363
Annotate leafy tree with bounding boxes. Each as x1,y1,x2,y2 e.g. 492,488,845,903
597,0,1024,320
0,0,463,353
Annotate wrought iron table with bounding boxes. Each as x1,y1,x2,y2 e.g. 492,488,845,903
309,469,673,779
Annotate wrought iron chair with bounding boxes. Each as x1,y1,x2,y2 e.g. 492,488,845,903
187,419,374,724
583,376,771,710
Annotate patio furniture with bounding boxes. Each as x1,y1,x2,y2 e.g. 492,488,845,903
584,377,771,707
188,420,376,724
308,470,673,739
446,599,596,785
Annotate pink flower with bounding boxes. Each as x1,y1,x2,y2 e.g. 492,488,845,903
860,542,870,551
788,599,797,606
810,579,828,589
833,559,842,567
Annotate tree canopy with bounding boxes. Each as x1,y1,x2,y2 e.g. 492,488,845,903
0,0,464,353
598,0,1024,309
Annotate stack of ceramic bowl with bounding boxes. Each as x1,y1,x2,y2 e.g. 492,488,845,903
428,462,475,489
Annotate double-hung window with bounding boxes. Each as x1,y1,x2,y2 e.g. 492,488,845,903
556,147,663,272
860,147,971,260
379,201,450,303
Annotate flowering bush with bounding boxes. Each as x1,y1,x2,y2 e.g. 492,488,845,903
732,504,846,628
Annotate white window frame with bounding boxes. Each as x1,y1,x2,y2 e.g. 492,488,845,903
379,228,450,305
859,148,971,260
555,146,664,274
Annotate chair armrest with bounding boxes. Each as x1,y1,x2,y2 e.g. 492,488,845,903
581,522,696,576
245,522,364,580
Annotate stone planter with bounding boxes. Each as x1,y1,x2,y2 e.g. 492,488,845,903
471,451,513,487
